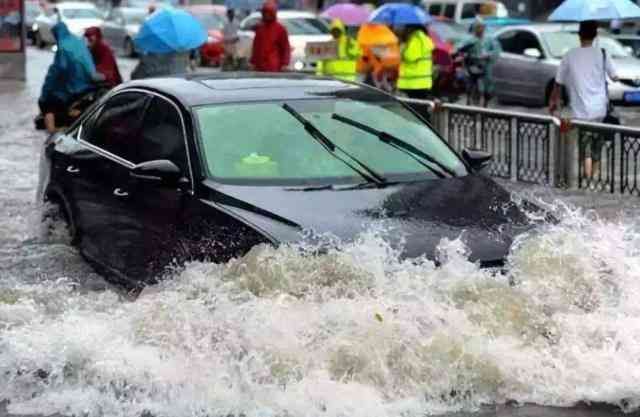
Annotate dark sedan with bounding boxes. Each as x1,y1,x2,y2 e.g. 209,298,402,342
39,74,535,289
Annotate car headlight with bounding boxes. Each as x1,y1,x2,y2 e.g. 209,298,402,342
293,60,304,71
32,23,38,31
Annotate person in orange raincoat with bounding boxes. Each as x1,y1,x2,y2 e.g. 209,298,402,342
356,23,400,93
250,1,291,72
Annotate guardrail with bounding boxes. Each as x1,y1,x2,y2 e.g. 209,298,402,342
398,98,640,197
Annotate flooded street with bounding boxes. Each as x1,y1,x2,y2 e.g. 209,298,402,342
2,48,640,417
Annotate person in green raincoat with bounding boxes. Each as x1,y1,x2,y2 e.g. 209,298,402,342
317,18,361,82
468,18,501,107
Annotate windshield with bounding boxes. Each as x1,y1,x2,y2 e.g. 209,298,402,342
430,21,474,47
282,17,329,35
61,7,101,19
193,12,224,30
543,31,631,58
195,99,467,184
122,9,146,25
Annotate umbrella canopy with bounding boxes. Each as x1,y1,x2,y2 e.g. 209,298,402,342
357,22,398,46
135,8,207,54
322,3,370,26
369,3,432,26
549,0,640,22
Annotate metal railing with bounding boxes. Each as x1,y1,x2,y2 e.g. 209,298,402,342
399,98,640,197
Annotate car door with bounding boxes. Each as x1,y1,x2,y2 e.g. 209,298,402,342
115,95,191,280
72,91,152,282
492,29,546,104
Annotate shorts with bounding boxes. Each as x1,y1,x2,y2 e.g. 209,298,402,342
38,96,68,116
571,125,605,163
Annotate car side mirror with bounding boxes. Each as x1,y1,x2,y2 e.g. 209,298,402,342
523,48,542,59
462,148,492,172
130,159,185,187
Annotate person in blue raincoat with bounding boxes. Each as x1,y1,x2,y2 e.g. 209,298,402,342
39,21,100,133
467,18,501,107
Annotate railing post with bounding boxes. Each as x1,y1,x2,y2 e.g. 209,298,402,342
566,126,580,189
475,113,483,149
510,116,518,182
549,121,559,188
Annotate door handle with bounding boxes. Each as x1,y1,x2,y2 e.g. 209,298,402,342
113,188,129,198
66,165,80,174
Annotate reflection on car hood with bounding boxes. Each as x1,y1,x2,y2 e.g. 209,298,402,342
202,175,537,264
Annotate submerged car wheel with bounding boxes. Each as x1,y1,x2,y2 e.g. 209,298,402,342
42,193,79,246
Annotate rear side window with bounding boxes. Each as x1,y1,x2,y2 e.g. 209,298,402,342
428,4,442,15
461,3,480,19
137,97,188,172
443,4,455,18
82,92,150,162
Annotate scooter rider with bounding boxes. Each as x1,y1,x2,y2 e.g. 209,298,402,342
38,20,102,134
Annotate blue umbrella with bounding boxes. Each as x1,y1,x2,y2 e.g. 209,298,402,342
549,0,640,22
135,8,207,54
369,3,432,26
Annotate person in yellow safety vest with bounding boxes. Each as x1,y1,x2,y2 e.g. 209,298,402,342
397,24,434,100
317,19,361,82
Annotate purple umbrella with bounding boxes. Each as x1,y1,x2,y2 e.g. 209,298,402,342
321,3,371,26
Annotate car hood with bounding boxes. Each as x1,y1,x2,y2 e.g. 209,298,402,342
201,175,537,264
611,56,640,79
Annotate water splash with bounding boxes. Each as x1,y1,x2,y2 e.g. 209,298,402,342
1,203,640,417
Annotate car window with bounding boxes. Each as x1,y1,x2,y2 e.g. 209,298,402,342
461,3,479,19
122,9,146,25
195,100,467,184
137,97,188,172
82,92,150,162
428,4,442,15
499,30,541,55
443,4,455,18
282,18,329,35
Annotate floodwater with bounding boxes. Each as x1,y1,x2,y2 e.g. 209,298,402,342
1,49,640,417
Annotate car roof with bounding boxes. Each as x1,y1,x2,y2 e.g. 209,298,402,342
493,23,578,34
184,4,226,14
246,10,319,19
55,2,97,8
121,73,390,107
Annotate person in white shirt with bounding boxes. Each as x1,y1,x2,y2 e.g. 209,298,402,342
222,8,240,71
549,20,619,179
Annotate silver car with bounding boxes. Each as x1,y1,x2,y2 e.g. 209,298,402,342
492,24,640,107
102,7,146,57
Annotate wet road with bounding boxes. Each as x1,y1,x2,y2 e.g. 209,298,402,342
1,47,640,417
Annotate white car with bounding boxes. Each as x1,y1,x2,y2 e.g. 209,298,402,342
422,0,509,24
237,10,332,72
34,2,104,47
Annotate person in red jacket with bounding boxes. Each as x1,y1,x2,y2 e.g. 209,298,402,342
250,1,291,72
84,27,123,87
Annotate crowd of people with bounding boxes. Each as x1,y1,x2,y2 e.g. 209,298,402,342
35,2,503,134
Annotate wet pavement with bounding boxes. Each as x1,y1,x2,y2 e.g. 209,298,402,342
1,47,640,417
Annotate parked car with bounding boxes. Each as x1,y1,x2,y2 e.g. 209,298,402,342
34,2,104,48
613,33,640,58
491,24,640,106
423,0,509,24
38,73,537,288
237,10,331,72
184,5,226,67
102,7,146,57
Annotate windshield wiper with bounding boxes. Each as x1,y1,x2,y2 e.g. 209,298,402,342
281,104,386,185
331,113,457,178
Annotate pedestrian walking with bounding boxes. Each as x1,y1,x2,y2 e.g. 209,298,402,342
316,18,361,81
549,20,619,179
467,18,501,107
222,8,240,71
38,21,100,134
249,1,290,72
84,27,123,88
396,24,434,100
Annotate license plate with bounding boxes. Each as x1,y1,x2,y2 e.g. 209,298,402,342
624,91,640,103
